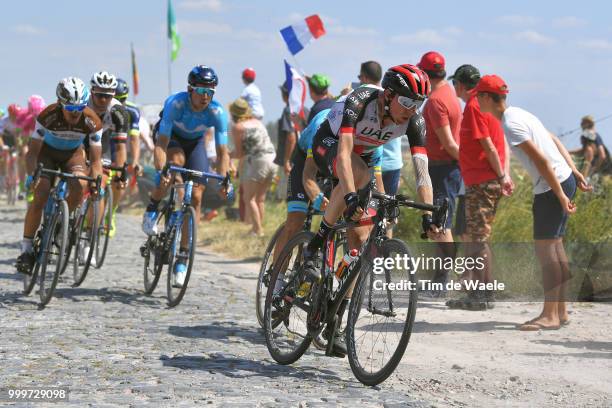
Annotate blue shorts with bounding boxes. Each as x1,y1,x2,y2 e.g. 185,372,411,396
533,174,577,240
428,163,462,229
382,169,401,195
168,136,210,184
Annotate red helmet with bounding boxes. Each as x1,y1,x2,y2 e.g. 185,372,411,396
8,104,23,118
242,68,256,81
382,64,431,100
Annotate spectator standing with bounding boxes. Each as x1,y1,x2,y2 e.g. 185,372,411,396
229,98,276,237
306,74,334,123
449,64,513,310
476,74,591,330
419,51,463,291
241,68,264,120
274,84,296,200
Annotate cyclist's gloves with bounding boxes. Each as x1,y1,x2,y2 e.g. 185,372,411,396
343,192,361,220
422,214,435,235
312,192,325,211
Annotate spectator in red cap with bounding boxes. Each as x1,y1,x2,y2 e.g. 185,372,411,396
419,51,463,295
447,65,513,310
241,68,265,119
476,75,591,330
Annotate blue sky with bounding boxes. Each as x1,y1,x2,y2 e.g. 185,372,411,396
3,0,612,147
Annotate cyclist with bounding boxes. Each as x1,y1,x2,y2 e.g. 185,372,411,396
0,104,24,193
85,71,130,246
16,96,47,198
142,65,230,287
16,77,103,273
301,64,440,357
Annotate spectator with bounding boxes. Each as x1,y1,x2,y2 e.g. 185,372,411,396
241,68,264,120
229,98,276,237
448,64,514,310
419,51,463,292
573,115,609,178
306,74,334,123
476,74,591,330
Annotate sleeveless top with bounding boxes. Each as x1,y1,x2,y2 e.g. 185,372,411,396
240,119,275,157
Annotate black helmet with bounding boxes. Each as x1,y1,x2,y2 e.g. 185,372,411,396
188,65,218,87
115,78,129,99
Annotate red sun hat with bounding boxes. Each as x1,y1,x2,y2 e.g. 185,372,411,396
417,51,445,72
472,75,509,95
242,68,256,81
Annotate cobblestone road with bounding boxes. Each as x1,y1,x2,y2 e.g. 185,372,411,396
1,204,610,407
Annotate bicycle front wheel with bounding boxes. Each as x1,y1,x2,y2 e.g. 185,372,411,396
346,238,418,386
256,222,285,328
39,200,69,307
73,198,99,287
95,185,113,268
22,235,41,295
166,206,196,307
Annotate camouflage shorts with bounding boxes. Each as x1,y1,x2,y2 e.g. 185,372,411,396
465,180,502,241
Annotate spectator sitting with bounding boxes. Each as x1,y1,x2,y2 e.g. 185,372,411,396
241,68,264,120
569,115,609,179
229,98,276,237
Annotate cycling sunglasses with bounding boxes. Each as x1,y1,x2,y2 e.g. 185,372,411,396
397,95,424,110
93,92,114,99
191,86,215,97
62,104,87,112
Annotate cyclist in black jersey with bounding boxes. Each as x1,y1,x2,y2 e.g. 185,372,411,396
302,64,442,357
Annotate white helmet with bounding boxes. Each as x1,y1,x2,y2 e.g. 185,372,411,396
90,71,118,90
56,77,90,105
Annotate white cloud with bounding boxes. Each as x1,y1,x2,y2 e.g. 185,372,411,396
391,29,450,46
179,0,222,11
552,16,587,28
328,25,377,36
179,21,231,35
444,26,463,36
11,24,43,35
515,30,555,45
497,15,538,25
575,39,612,51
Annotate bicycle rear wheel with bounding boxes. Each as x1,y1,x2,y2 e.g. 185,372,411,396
166,206,196,307
22,234,41,295
263,231,314,365
73,198,99,287
346,238,418,386
143,209,168,295
256,222,285,328
39,200,69,307
95,185,113,268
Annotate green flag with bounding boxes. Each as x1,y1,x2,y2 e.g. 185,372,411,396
167,0,181,61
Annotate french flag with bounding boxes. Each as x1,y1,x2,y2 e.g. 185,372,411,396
280,14,326,55
284,60,306,119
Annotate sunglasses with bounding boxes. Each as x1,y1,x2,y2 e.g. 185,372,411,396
62,104,87,112
397,95,424,110
191,86,215,97
93,92,114,99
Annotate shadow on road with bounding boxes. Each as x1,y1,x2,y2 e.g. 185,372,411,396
168,321,265,346
531,339,612,351
357,320,517,333
53,286,164,307
522,351,611,360
160,352,342,381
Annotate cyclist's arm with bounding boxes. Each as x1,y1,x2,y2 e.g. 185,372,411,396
374,171,385,194
406,113,433,211
213,105,229,177
110,107,129,167
155,102,177,171
128,108,141,167
88,128,104,180
302,155,322,201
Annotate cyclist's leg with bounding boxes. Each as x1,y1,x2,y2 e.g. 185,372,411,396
63,146,89,212
110,139,128,211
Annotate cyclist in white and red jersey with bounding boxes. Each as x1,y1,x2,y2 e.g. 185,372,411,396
301,64,441,357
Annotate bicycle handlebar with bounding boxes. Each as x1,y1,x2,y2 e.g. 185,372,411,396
162,163,232,189
33,163,103,192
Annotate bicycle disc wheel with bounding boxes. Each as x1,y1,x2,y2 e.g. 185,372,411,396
346,238,417,386
143,209,167,295
95,185,113,269
39,200,69,307
73,198,99,287
256,222,286,328
166,206,196,307
263,231,314,365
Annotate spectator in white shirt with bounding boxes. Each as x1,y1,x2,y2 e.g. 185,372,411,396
241,68,264,120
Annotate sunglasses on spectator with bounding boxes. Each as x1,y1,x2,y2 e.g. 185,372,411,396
397,95,424,110
62,104,86,112
191,86,215,97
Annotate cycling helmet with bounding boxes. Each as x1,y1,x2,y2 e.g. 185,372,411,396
382,64,431,100
57,77,90,105
90,71,118,90
8,104,23,118
27,95,46,115
115,78,129,99
188,65,218,87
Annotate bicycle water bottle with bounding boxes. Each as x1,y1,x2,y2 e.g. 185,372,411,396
335,249,359,280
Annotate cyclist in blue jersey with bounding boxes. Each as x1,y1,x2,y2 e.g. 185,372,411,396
142,65,230,287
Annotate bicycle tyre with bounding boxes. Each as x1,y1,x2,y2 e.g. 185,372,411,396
22,234,41,295
72,197,99,287
346,238,417,386
38,200,69,307
95,185,113,269
166,206,196,307
255,222,286,328
263,230,314,365
143,207,168,295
